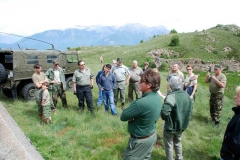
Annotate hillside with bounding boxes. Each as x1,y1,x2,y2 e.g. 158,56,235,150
77,24,240,67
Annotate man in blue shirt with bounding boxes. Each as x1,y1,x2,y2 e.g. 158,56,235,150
98,64,117,115
96,65,105,107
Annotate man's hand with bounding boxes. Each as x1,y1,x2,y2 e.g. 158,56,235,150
189,75,199,81
74,91,77,95
211,75,216,81
91,85,93,89
125,81,129,85
190,95,194,99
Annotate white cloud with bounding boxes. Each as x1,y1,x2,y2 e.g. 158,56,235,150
0,0,240,35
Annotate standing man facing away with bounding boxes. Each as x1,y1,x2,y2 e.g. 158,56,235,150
128,60,143,102
32,64,49,120
161,76,192,160
121,69,162,160
73,60,94,113
45,60,67,109
205,64,227,127
97,64,117,115
111,58,131,109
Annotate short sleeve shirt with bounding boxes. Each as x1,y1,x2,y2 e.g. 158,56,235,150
209,73,227,94
111,64,131,81
129,67,143,82
185,73,197,87
42,89,50,106
72,68,94,86
32,72,46,87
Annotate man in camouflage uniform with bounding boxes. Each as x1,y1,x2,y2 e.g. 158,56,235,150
205,64,227,127
45,60,67,109
32,64,49,120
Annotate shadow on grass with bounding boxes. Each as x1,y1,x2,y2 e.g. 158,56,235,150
191,112,209,124
184,147,220,160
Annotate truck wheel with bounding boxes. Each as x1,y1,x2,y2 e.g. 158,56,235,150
0,63,7,83
2,89,13,98
21,83,35,101
66,77,73,90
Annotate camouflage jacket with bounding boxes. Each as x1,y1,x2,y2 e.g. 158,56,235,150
45,67,66,90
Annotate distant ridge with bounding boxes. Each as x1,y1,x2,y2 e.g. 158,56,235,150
0,23,169,50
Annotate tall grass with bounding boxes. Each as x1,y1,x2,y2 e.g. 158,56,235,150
1,70,234,160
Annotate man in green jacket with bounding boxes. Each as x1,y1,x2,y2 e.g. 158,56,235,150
45,60,67,109
121,69,162,160
161,76,192,160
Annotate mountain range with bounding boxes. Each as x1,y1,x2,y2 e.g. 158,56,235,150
0,23,169,50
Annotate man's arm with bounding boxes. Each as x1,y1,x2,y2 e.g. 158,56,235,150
205,73,210,83
211,75,226,88
120,102,141,121
161,101,172,120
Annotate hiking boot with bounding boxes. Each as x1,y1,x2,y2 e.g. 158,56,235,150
52,109,57,115
215,121,220,128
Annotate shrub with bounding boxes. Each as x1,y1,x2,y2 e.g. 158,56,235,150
153,35,156,38
140,40,144,43
169,35,180,46
170,29,178,34
160,61,168,71
213,50,219,54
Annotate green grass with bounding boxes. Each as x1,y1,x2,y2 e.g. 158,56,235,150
1,26,239,159
0,71,235,160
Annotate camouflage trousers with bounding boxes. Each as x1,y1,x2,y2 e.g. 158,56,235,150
52,83,67,108
34,88,43,114
210,93,224,123
42,103,51,119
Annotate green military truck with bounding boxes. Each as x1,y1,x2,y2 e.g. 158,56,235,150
0,49,80,101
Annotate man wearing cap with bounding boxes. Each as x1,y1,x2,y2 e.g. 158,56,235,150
73,60,94,113
128,60,143,102
205,64,227,127
111,58,131,109
45,60,68,109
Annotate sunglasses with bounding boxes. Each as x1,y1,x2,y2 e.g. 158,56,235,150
187,69,192,70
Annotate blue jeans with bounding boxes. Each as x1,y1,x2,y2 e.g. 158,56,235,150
102,90,117,115
97,90,103,106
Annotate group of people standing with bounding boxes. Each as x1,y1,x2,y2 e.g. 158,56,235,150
31,57,240,160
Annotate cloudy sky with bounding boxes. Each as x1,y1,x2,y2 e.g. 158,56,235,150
0,0,239,36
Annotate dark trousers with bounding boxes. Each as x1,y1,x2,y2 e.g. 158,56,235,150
76,85,94,111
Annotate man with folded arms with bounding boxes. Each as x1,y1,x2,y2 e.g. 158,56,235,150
121,69,162,160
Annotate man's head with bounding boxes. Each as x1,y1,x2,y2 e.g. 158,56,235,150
78,60,85,70
172,64,179,72
112,60,116,65
104,64,112,73
139,69,160,93
144,62,149,68
214,64,222,75
34,64,42,73
117,58,123,66
169,76,182,90
132,60,138,68
53,60,59,69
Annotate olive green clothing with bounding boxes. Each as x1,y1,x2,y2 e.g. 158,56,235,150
42,89,50,106
124,132,157,160
120,92,162,137
111,64,131,82
42,89,51,118
161,89,192,134
45,67,67,90
128,82,141,102
32,72,46,86
52,84,67,108
210,93,224,123
129,67,143,82
42,104,51,119
32,72,46,114
208,73,227,94
72,68,94,86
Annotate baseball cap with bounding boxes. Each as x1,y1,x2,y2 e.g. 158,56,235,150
117,58,123,62
53,60,59,65
214,64,221,69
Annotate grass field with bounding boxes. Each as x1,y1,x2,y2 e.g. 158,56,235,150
1,26,239,159
0,67,235,160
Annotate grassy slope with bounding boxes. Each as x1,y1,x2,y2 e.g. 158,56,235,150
1,26,240,160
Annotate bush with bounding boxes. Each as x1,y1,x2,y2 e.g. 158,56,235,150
169,35,180,46
170,29,178,34
140,40,144,43
213,50,219,54
160,61,168,71
153,35,156,38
